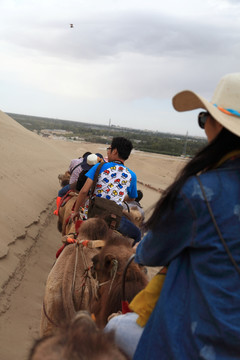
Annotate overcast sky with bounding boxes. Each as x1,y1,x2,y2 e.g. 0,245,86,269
1,0,240,136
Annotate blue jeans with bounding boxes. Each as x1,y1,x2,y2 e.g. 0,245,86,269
118,216,141,245
58,184,70,197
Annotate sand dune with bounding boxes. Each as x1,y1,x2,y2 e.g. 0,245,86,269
0,111,186,359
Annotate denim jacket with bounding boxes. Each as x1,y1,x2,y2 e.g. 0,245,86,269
134,158,240,360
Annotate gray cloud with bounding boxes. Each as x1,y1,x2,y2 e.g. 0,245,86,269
2,9,238,105
2,11,240,62
1,2,240,136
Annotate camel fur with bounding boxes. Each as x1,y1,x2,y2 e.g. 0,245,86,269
40,218,110,337
122,208,143,229
58,171,70,187
57,192,78,236
31,311,128,360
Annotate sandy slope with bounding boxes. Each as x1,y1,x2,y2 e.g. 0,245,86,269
0,111,186,359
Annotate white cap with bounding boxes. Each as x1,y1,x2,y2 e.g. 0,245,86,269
87,154,98,165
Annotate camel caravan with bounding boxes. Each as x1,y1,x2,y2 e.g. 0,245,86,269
33,157,148,358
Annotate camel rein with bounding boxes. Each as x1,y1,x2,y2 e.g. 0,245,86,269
43,300,59,328
97,258,118,294
72,240,94,309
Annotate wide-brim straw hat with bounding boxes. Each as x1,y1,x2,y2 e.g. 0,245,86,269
172,73,240,137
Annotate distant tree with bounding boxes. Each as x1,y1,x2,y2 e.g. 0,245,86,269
8,113,207,157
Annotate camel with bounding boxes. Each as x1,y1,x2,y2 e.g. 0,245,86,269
122,208,143,229
90,233,148,328
40,218,110,337
30,311,128,360
58,171,70,187
57,192,78,236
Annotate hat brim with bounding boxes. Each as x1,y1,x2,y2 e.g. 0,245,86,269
172,90,240,137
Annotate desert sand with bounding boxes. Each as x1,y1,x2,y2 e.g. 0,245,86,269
0,111,187,359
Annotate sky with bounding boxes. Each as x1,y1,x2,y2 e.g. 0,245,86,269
1,0,240,136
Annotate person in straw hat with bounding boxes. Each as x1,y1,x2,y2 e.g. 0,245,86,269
108,73,240,359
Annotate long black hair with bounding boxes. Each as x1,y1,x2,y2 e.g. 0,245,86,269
146,128,240,230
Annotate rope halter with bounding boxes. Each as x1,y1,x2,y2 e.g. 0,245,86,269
97,258,118,294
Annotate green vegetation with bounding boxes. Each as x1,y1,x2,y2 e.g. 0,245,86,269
8,112,207,157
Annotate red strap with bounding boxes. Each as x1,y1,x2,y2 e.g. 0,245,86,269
65,215,71,226
159,266,167,275
60,190,74,207
72,201,76,211
56,244,66,258
81,240,89,247
75,219,83,233
122,301,132,314
66,237,76,244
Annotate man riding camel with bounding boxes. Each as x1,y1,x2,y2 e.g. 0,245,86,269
71,137,141,244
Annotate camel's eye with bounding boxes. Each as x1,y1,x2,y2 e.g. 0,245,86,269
92,254,98,265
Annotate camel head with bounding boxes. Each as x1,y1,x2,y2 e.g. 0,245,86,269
29,311,127,360
91,234,133,285
58,171,70,187
122,207,143,228
90,234,148,327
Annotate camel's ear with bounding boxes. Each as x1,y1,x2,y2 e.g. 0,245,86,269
104,254,115,269
104,254,118,278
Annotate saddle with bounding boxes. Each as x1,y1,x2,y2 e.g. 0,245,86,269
60,190,77,208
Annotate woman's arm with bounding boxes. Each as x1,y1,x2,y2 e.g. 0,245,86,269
135,192,196,266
